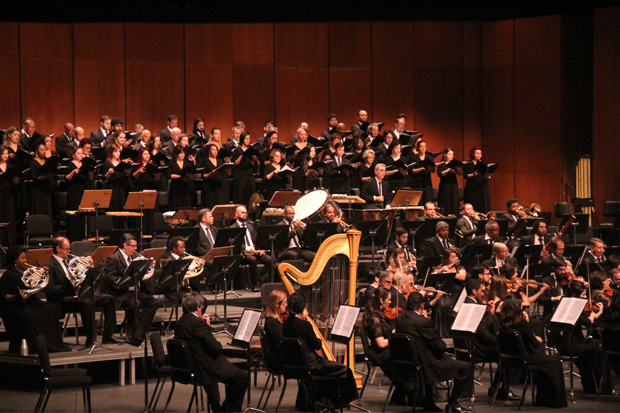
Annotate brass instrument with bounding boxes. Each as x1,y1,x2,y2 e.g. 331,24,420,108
182,252,204,279
293,219,307,230
472,210,492,219
278,230,362,386
66,254,92,290
486,211,497,220
435,212,457,219
517,203,541,218
20,265,49,299
133,254,155,280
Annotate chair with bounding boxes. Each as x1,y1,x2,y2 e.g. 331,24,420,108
492,330,538,411
452,335,494,408
86,215,114,244
26,215,54,248
357,326,381,399
150,238,169,249
149,332,172,411
257,329,284,410
554,202,570,220
276,338,342,413
70,241,96,257
596,326,620,402
383,333,423,413
163,339,206,413
153,213,173,239
34,335,92,413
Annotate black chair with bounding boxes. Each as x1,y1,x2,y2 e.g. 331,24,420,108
70,241,96,257
257,329,284,410
153,212,173,239
452,335,496,408
383,333,423,413
357,326,381,399
596,326,620,402
163,339,206,413
276,338,342,413
26,214,54,248
492,329,538,411
554,202,570,220
34,335,92,413
149,332,172,411
87,215,114,244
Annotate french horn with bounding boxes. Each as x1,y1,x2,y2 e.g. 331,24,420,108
132,254,155,280
66,254,92,289
183,252,204,279
20,266,49,299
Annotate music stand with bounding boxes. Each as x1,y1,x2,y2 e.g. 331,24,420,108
108,229,142,249
303,222,338,250
359,220,386,267
214,227,245,254
206,255,242,337
515,217,543,236
79,190,112,245
25,248,53,266
269,190,303,207
563,245,586,268
117,258,154,334
156,259,193,325
561,213,589,245
526,263,551,279
124,192,157,250
255,225,289,283
170,208,201,223
402,220,425,256
512,245,544,268
212,204,244,228
168,227,200,254
90,246,117,267
203,246,235,262
460,244,492,268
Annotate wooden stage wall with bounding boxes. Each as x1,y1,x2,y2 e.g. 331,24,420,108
0,12,618,220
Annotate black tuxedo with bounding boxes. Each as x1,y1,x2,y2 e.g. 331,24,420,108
538,274,566,320
158,251,205,303
324,157,352,195
229,221,272,286
360,178,392,209
175,312,248,412
21,131,43,150
456,216,478,247
196,224,218,256
394,310,471,400
421,235,456,258
276,219,316,263
469,234,503,247
159,127,172,143
481,256,518,272
520,233,552,246
55,134,75,159
500,211,518,232
89,129,108,147
462,298,499,360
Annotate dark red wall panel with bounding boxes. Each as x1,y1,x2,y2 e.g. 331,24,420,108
74,23,125,136
275,23,328,68
233,24,274,66
232,65,275,137
329,67,372,128
20,23,74,136
328,22,371,68
462,21,482,161
0,22,21,129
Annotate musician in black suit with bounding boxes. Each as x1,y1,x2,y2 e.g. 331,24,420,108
360,163,392,209
20,117,43,150
416,202,438,221
277,206,316,264
463,279,500,363
351,109,368,139
520,221,552,246
320,204,344,233
538,258,569,321
469,220,502,247
195,208,218,256
90,115,111,148
394,292,473,413
223,126,243,151
456,203,478,247
321,113,338,140
421,221,457,258
55,123,76,159
159,114,178,143
175,292,248,412
386,227,417,274
159,236,207,302
500,198,527,233
230,206,272,290
585,237,607,266
324,142,352,195
482,242,518,272
45,237,120,345
102,233,159,330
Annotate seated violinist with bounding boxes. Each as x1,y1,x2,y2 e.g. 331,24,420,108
585,238,607,267
539,258,571,321
463,279,500,362
590,273,614,308
386,272,410,320
433,249,467,282
501,263,549,306
482,242,518,274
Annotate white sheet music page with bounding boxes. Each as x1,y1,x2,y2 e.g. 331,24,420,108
452,303,486,333
453,288,468,314
331,305,360,338
550,297,587,325
234,309,262,343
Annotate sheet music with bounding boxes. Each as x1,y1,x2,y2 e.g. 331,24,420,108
452,303,486,333
331,305,360,339
233,309,261,343
550,297,587,325
452,288,468,314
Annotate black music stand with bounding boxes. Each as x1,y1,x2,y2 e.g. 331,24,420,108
512,245,544,268
117,258,154,334
168,227,200,254
516,217,543,236
561,213,589,245
255,225,288,283
303,222,338,250
359,220,386,267
156,259,192,326
79,190,112,244
124,191,157,251
214,227,245,254
460,244,492,268
563,245,586,268
402,220,425,256
526,263,551,279
206,255,242,337
418,257,442,282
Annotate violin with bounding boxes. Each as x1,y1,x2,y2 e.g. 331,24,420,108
559,273,586,286
412,285,451,297
506,278,546,290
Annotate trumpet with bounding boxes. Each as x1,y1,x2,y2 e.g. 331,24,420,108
435,212,457,219
183,252,205,280
293,219,307,230
133,253,155,280
19,265,49,299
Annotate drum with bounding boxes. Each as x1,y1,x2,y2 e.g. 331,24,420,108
294,189,341,222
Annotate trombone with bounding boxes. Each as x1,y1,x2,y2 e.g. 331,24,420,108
517,203,542,218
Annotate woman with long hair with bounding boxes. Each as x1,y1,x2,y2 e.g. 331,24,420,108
463,146,491,213
231,132,258,206
103,143,133,226
29,141,55,220
201,144,231,208
168,145,194,211
4,127,24,169
436,147,461,217
362,287,393,376
0,145,20,244
65,146,95,240
263,289,288,370
410,140,434,206
293,145,322,191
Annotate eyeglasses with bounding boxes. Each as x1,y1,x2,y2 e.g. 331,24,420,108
384,280,393,284
128,243,138,248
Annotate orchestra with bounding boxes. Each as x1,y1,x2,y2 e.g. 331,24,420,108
2,112,620,412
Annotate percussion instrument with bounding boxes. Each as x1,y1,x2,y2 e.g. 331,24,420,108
293,189,342,223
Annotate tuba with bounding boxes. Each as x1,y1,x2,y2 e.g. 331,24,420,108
20,266,49,299
66,255,92,289
132,254,155,280
183,253,204,280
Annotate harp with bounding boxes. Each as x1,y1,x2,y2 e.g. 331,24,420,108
278,229,362,386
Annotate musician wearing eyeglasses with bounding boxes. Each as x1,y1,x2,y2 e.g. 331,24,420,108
482,242,517,273
456,203,478,247
45,237,120,346
585,238,607,267
277,206,316,264
102,233,159,334
421,221,458,258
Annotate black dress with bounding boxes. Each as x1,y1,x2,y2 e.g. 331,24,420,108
384,155,411,190
264,316,284,371
506,320,567,408
410,153,434,205
365,312,393,377
293,161,322,192
263,165,288,201
0,163,20,244
29,158,54,221
463,160,491,213
436,163,460,216
168,160,193,211
231,147,256,206
201,157,230,208
102,161,132,226
65,162,95,241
